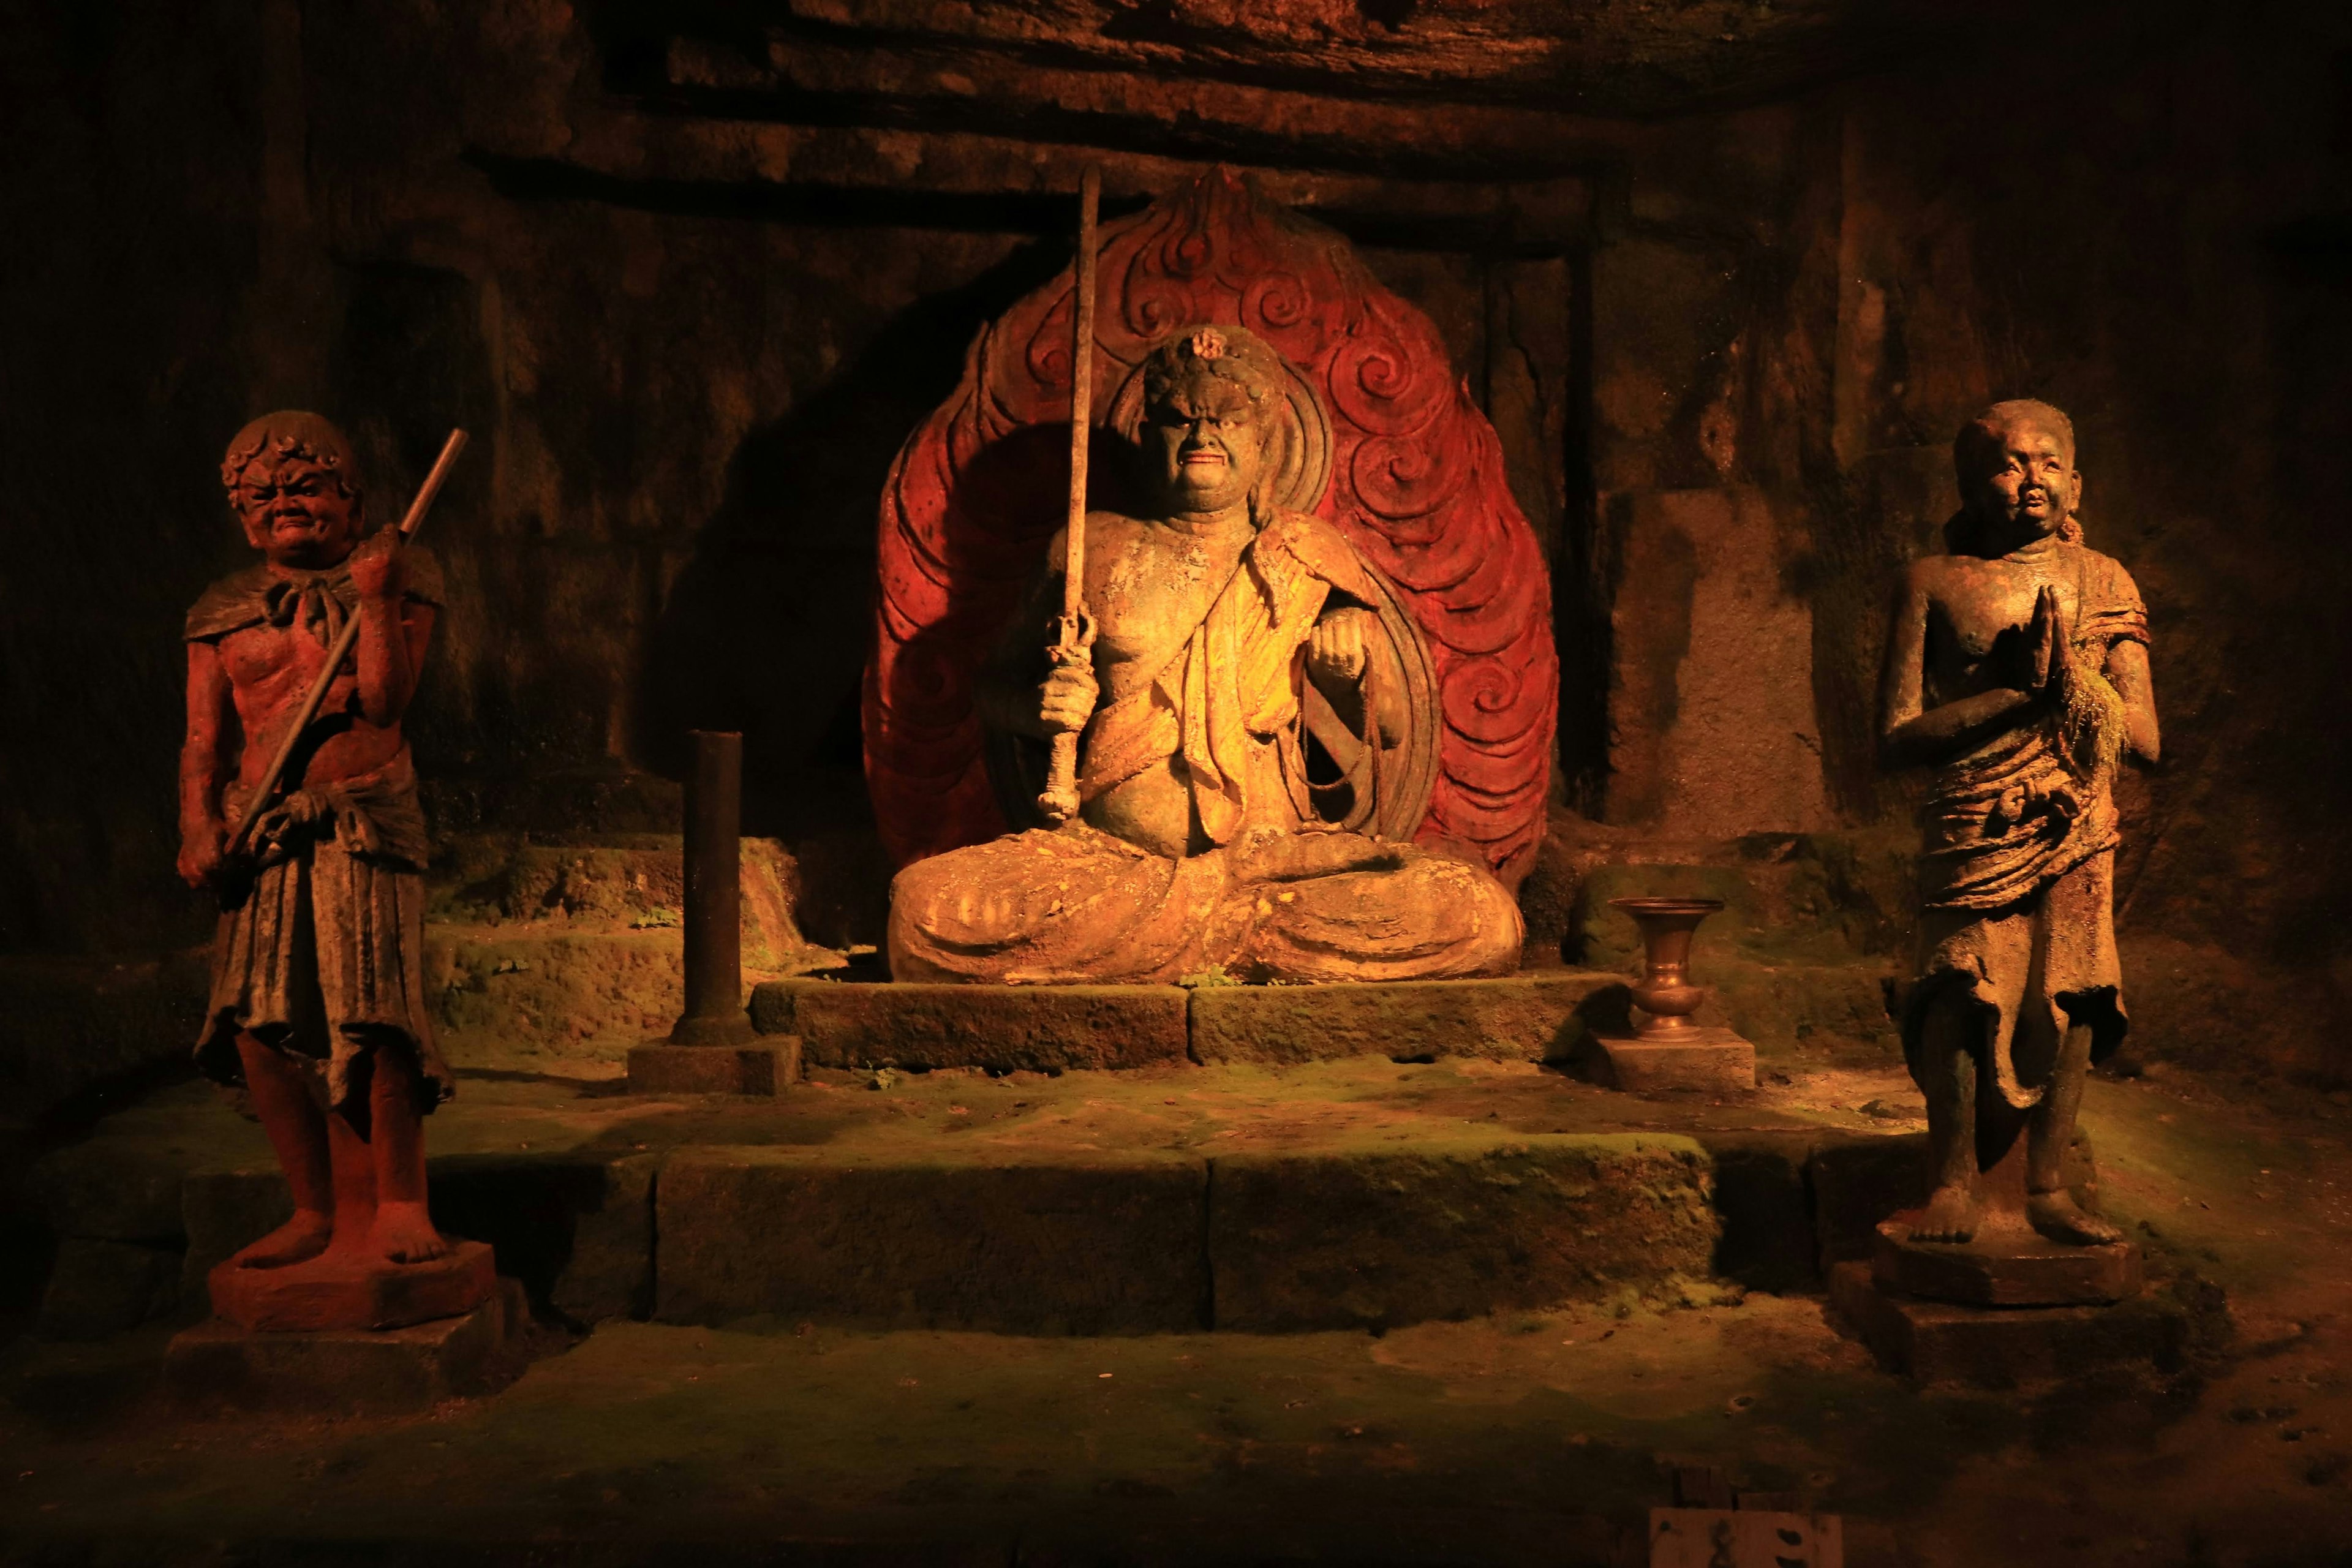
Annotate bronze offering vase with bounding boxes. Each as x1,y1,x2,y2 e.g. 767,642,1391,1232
1609,897,1726,1038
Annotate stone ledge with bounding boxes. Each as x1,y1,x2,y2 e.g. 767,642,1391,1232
426,1153,658,1325
36,1065,1941,1341
655,1147,1210,1333
752,972,1627,1072
753,979,1191,1072
1188,971,1622,1066
1210,1134,1719,1332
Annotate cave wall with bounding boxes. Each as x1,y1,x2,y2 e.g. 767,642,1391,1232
0,2,270,954
1575,7,2352,1077
4,0,2348,1077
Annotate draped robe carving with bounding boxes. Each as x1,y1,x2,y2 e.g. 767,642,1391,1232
889,506,1523,985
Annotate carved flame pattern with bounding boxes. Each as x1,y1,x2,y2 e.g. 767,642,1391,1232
867,170,1557,883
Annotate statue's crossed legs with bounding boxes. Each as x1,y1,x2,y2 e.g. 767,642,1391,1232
888,823,1522,985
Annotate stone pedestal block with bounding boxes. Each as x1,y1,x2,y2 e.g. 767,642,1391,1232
1588,1028,1755,1094
207,1239,496,1332
1187,971,1618,1065
627,1037,801,1095
655,1148,1209,1333
1210,1135,1717,1332
753,980,1190,1072
1872,1216,2141,1306
1828,1262,2185,1385
167,1279,526,1414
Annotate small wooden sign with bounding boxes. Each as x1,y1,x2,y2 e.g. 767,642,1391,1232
1649,1507,1844,1568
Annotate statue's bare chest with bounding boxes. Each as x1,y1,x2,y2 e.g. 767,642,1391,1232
1087,524,1251,671
1928,556,2082,661
219,624,337,715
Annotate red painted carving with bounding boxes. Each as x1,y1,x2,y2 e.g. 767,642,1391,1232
867,170,1558,883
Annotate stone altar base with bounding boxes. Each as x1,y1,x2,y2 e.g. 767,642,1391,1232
1828,1262,2187,1385
627,1036,802,1095
1585,1028,1756,1095
207,1238,497,1332
168,1277,529,1414
1866,1129,2138,1307
750,971,1624,1073
42,1061,1948,1341
1872,1215,2141,1306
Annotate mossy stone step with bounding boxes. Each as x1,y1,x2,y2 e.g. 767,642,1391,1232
31,1063,1961,1341
754,971,1632,1072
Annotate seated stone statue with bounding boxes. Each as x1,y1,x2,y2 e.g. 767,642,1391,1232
888,325,1523,984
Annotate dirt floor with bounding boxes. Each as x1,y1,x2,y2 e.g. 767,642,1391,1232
4,1060,2350,1566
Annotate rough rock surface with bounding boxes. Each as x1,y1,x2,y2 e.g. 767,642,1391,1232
426,834,825,1074
1188,974,1618,1066
755,979,1193,1072
1210,1135,1719,1332
1602,487,1834,835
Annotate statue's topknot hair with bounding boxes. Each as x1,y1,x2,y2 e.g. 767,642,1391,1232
1139,322,1283,417
221,410,361,499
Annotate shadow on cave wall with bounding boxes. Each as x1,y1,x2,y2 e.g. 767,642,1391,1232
631,236,1074,946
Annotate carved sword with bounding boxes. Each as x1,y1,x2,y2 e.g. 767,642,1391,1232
1038,167,1101,826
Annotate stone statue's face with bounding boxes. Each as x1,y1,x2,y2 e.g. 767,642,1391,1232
1145,369,1268,514
233,454,362,570
1966,419,2078,541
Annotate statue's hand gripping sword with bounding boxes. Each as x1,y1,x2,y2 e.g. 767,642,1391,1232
1038,168,1101,827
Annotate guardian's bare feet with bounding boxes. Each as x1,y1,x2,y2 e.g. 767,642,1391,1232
2027,1190,2123,1246
228,1210,333,1268
1912,1183,1981,1243
371,1200,452,1264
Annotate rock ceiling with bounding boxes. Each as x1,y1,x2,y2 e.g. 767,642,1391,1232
446,0,2144,244
591,0,2060,118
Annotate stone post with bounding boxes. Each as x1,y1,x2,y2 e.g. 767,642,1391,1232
626,730,799,1095
673,730,751,1046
